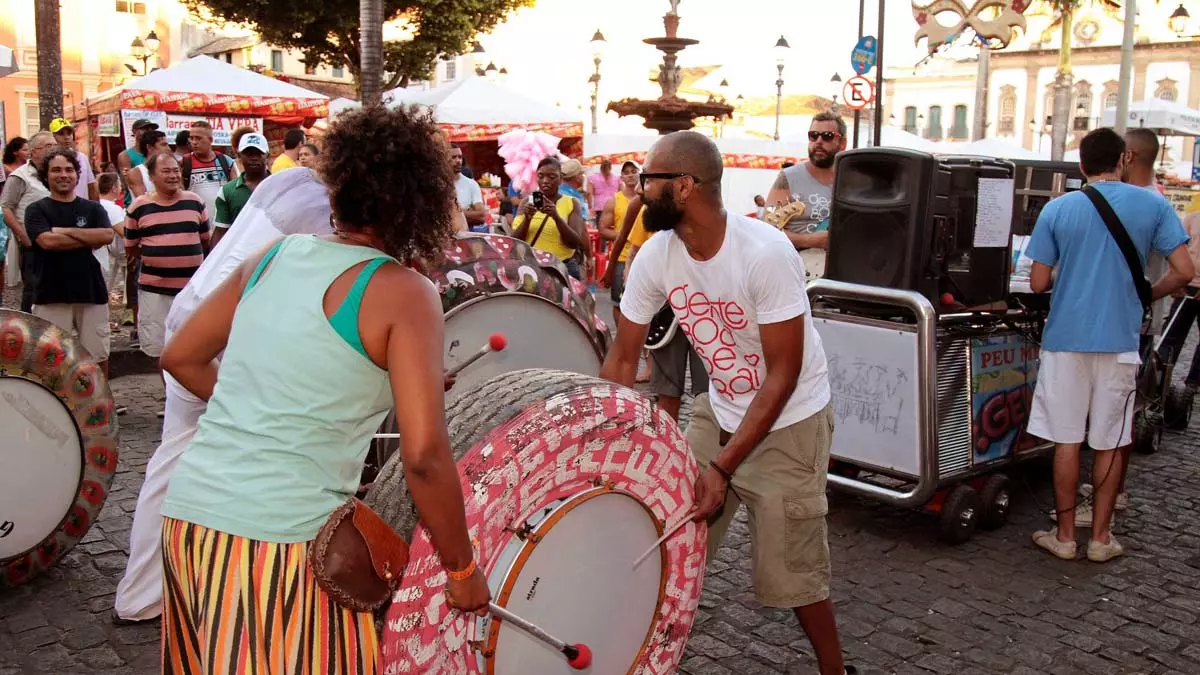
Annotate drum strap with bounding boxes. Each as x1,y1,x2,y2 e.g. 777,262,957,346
529,213,550,249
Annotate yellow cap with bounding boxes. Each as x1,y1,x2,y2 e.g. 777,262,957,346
49,118,73,134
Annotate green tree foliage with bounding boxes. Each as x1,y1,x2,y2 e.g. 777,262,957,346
183,0,533,92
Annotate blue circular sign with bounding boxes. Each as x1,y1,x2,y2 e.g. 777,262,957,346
851,35,878,76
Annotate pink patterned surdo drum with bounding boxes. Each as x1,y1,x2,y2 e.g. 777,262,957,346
423,233,609,398
0,310,119,588
364,369,707,674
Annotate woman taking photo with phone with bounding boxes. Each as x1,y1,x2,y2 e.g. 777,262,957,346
157,105,489,673
511,156,585,279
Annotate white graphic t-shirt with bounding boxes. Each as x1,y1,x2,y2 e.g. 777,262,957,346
781,162,832,235
185,154,232,223
621,212,830,432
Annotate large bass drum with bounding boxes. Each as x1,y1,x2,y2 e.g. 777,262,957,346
0,310,119,587
365,369,706,674
364,235,609,484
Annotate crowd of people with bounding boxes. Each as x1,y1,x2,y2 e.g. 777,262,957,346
3,93,1198,675
0,119,312,407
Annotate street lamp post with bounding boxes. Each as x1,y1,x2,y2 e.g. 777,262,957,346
589,29,606,134
717,78,730,137
1028,116,1052,153
830,72,842,115
1170,3,1192,36
773,35,789,141
127,30,160,75
471,41,486,77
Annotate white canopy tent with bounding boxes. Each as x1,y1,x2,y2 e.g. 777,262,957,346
1101,99,1200,137
383,77,582,140
937,137,1044,160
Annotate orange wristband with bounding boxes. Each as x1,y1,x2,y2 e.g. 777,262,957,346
447,559,476,582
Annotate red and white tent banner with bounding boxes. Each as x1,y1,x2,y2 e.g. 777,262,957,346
441,121,584,143
121,89,328,119
585,151,798,171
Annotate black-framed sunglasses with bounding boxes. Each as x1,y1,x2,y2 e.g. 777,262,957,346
808,131,842,142
639,172,701,190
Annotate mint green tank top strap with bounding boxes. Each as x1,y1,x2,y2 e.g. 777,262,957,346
162,235,400,543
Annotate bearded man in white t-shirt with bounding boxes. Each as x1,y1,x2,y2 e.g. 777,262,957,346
600,132,852,675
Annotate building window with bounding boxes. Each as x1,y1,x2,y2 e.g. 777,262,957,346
270,50,284,72
952,104,969,140
22,95,40,138
903,106,917,134
332,64,345,78
304,61,316,75
115,0,146,13
1073,82,1093,131
998,87,1016,134
927,105,943,140
223,52,233,64
1102,80,1119,111
444,59,457,81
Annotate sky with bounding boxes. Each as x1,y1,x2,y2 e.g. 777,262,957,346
474,0,931,125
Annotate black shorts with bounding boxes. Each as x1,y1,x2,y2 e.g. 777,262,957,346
649,329,708,399
610,261,626,303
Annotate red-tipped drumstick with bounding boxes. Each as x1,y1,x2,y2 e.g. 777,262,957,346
446,333,508,378
487,602,591,670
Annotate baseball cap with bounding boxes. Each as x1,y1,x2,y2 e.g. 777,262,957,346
620,160,641,173
561,159,584,179
49,118,73,134
131,118,159,132
237,132,270,154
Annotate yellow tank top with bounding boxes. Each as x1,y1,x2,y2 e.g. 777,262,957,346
514,195,577,261
612,192,647,263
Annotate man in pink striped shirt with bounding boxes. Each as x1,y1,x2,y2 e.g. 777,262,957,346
124,153,210,361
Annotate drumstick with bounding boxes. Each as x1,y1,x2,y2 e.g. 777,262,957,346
487,602,592,670
446,332,508,378
631,508,697,570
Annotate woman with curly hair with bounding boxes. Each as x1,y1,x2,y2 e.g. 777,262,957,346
157,105,490,673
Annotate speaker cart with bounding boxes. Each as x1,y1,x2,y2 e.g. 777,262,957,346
807,279,1054,544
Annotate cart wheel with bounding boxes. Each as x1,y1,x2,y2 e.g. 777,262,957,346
939,485,982,544
1164,385,1193,432
978,474,1011,531
1132,412,1160,455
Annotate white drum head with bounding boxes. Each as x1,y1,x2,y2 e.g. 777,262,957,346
483,489,665,674
0,377,83,559
444,294,601,398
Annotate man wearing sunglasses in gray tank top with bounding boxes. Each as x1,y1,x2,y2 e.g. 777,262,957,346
765,112,848,253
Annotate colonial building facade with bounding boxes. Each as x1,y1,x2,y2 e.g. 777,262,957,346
883,0,1199,166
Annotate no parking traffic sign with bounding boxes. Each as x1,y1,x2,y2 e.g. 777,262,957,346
842,75,875,111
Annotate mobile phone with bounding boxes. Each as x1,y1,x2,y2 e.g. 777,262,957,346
531,191,544,208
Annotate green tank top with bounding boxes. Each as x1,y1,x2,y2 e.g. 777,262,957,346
163,235,397,543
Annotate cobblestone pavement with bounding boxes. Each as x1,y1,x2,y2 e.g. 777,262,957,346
3,288,1200,674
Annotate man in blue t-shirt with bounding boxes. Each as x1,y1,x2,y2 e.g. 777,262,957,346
1025,128,1193,563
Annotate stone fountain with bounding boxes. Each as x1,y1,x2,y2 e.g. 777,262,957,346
607,0,734,135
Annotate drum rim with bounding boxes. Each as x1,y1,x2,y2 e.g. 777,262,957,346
443,291,605,362
0,373,86,560
482,484,668,675
0,309,119,587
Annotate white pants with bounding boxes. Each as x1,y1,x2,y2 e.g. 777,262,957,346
113,375,205,620
1028,350,1139,451
137,290,175,358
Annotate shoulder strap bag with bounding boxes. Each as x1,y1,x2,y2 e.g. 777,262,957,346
1081,184,1152,316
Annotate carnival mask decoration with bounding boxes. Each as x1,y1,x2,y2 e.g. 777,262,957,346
913,0,1029,52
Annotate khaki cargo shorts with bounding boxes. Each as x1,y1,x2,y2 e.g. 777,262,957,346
688,393,833,608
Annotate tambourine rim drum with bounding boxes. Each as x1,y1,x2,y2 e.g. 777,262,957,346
0,376,86,560
444,291,605,363
0,309,119,588
479,485,668,674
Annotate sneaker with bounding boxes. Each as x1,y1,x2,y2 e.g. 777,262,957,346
1033,527,1077,560
1087,535,1125,562
1080,484,1128,511
1049,503,1093,527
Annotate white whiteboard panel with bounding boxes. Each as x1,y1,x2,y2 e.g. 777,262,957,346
814,317,922,476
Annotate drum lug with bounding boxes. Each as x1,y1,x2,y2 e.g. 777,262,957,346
470,640,494,658
505,522,536,541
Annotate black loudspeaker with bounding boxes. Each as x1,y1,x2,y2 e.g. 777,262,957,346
1008,160,1086,236
940,155,1016,307
825,148,950,306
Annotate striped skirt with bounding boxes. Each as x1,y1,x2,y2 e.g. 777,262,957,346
161,517,379,675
